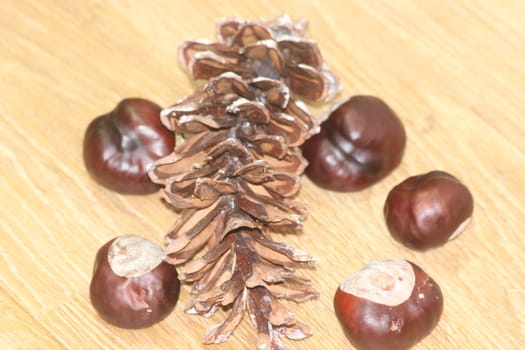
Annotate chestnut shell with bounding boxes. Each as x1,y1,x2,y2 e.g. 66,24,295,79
83,98,175,195
89,237,180,329
334,260,443,350
384,170,474,250
302,95,406,192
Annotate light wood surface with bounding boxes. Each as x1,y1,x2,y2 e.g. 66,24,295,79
1,1,524,349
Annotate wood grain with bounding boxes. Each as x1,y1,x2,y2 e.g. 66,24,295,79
1,0,524,349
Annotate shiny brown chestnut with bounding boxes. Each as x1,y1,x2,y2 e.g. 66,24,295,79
334,259,443,350
302,95,406,192
384,171,474,250
83,98,175,194
90,235,180,329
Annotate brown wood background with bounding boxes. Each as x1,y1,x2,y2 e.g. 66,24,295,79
1,0,524,349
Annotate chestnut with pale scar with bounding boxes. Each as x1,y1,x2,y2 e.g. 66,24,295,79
89,235,180,329
334,259,443,350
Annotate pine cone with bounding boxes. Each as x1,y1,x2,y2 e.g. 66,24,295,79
149,16,341,349
179,15,341,102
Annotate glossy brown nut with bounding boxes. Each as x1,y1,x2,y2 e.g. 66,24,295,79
334,259,443,350
384,171,474,250
83,98,175,194
302,95,406,192
90,235,180,329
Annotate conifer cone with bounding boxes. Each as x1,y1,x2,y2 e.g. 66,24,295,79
149,15,341,349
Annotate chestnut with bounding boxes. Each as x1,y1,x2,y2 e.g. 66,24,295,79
89,235,180,329
334,259,443,350
384,171,474,250
302,95,406,192
83,98,175,194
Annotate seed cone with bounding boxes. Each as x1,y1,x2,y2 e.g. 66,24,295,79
149,15,340,349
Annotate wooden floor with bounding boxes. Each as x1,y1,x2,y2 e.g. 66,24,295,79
1,1,524,349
